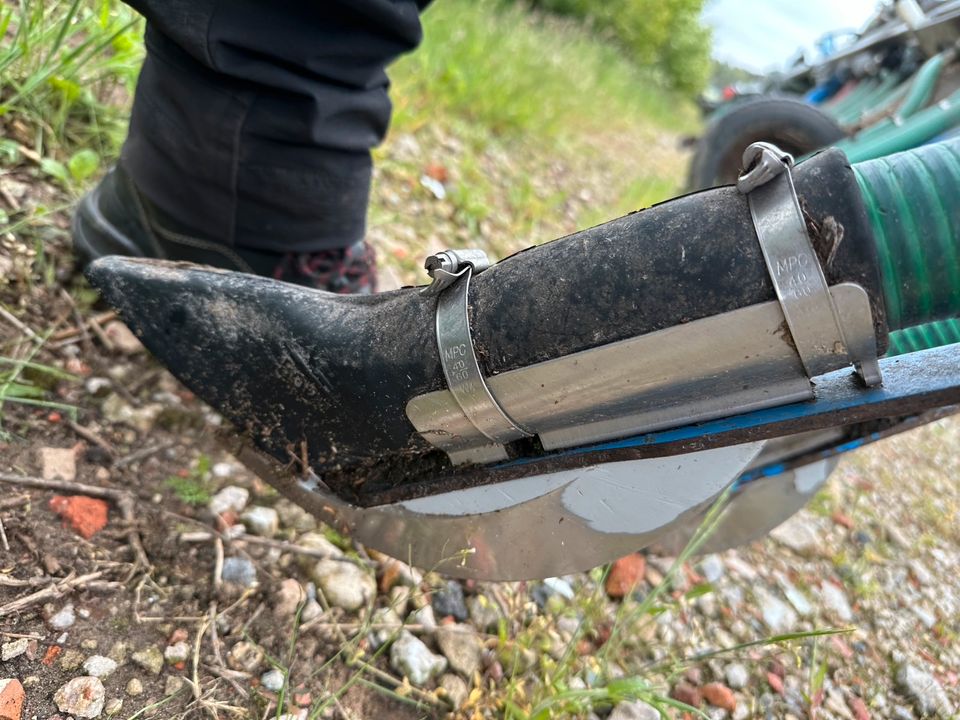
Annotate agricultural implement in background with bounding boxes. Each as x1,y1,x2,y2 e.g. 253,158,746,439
87,132,960,581
690,0,960,191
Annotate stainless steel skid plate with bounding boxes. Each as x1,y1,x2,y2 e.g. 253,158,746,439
656,456,840,556
238,441,764,580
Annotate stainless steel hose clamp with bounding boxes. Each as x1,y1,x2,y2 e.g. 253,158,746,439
737,142,881,386
422,249,532,460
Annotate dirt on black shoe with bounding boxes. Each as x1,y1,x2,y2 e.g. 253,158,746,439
72,164,378,294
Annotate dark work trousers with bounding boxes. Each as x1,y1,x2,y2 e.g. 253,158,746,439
121,0,429,253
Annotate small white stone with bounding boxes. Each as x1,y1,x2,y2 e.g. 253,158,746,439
411,605,437,634
104,321,145,355
1,638,28,661
105,697,124,715
312,559,375,611
909,559,934,586
755,588,798,633
390,631,447,686
261,668,285,692
436,624,481,677
770,514,822,555
725,663,749,690
699,554,725,583
54,676,105,718
609,700,660,720
913,605,937,629
543,576,575,600
818,581,853,622
165,675,185,696
301,600,322,623
897,663,954,717
296,532,344,560
209,485,250,515
84,377,112,396
164,641,191,664
48,603,76,630
212,462,235,478
221,556,258,587
126,678,144,696
83,655,119,678
439,673,469,709
38,447,76,482
775,572,814,616
241,506,279,537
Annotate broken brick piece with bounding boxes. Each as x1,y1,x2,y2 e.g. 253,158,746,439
0,678,24,720
49,495,109,539
605,553,646,598
42,645,62,666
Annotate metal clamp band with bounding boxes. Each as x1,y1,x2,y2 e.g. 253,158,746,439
425,250,532,448
737,143,880,386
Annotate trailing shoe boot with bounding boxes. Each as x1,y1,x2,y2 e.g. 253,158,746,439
82,148,896,505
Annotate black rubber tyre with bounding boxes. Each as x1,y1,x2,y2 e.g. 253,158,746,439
686,97,847,191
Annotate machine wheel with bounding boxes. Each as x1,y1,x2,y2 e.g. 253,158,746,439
687,97,847,190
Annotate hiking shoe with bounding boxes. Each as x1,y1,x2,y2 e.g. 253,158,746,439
72,164,377,294
271,242,378,294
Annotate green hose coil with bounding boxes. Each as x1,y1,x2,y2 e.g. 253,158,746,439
853,138,960,331
824,79,879,118
887,318,960,355
840,89,960,163
852,78,911,126
835,73,901,126
836,53,950,160
895,51,947,119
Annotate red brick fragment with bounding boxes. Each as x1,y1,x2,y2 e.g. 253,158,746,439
831,511,855,529
702,682,737,711
848,695,870,720
605,554,646,598
42,645,62,666
0,678,24,720
49,495,109,539
670,682,702,708
766,671,784,695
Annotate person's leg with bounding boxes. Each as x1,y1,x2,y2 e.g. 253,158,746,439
74,0,428,292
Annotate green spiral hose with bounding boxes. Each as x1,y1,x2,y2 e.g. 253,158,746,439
887,318,960,355
853,138,960,332
841,89,960,163
824,79,878,117
835,73,901,126
895,51,947,119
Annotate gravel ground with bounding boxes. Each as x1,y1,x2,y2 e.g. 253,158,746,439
0,123,958,720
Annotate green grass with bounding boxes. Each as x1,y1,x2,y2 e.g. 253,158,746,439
0,0,143,185
0,333,77,438
165,454,214,505
390,0,698,140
